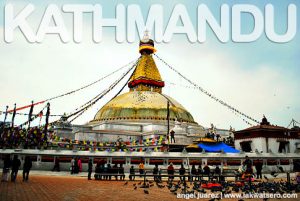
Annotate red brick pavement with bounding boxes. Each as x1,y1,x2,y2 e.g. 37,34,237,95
1,175,299,201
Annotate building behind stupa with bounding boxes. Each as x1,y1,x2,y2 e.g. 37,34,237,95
73,33,205,144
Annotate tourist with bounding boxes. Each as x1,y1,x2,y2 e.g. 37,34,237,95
119,164,125,181
170,130,175,143
214,165,221,181
190,164,197,181
94,161,101,180
215,165,221,175
129,166,135,181
197,165,203,181
158,167,162,182
112,163,119,180
293,159,300,183
153,164,159,181
203,163,210,176
255,159,263,179
74,158,79,174
88,159,93,180
70,157,75,174
139,162,145,177
113,163,118,180
1,155,11,182
11,155,21,182
52,157,60,172
167,163,175,181
78,158,82,173
243,156,253,174
179,163,186,182
106,164,112,180
23,156,32,182
211,133,215,140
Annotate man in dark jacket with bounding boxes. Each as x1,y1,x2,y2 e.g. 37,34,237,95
153,164,159,181
88,159,93,180
179,164,186,181
1,155,11,182
23,156,32,182
11,155,21,182
255,160,263,179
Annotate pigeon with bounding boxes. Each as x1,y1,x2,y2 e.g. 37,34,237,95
138,181,142,185
124,181,128,185
144,189,149,194
134,186,137,190
271,172,278,177
277,166,284,173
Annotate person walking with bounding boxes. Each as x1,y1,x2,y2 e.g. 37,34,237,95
1,155,11,182
52,157,60,172
255,160,263,179
11,155,21,182
70,158,75,174
78,158,82,173
23,156,32,182
170,130,175,143
74,158,79,174
88,159,93,180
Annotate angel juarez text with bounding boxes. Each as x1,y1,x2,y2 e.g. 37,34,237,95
3,3,297,43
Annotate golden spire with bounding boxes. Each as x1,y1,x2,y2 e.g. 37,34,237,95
128,31,164,93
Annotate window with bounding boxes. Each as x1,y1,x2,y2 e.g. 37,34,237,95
240,141,252,152
278,141,290,153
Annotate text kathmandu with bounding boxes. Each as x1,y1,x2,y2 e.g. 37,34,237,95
4,3,297,43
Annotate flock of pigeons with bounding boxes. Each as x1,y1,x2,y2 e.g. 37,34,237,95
123,176,300,200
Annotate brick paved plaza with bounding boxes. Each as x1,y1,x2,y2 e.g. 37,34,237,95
0,174,180,201
0,173,299,201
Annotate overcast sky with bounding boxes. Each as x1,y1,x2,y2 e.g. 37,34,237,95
0,0,299,130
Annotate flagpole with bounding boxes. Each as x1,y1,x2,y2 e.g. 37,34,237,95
3,106,9,126
11,103,16,128
28,100,34,130
44,102,50,142
1,106,9,138
167,101,170,151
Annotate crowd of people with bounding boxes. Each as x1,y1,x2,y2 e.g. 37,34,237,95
93,162,125,181
85,160,224,182
205,132,234,145
1,155,32,182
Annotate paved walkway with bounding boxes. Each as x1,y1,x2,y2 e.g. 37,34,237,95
0,172,299,201
1,174,180,201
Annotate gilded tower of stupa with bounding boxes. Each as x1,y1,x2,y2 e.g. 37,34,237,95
78,33,205,144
